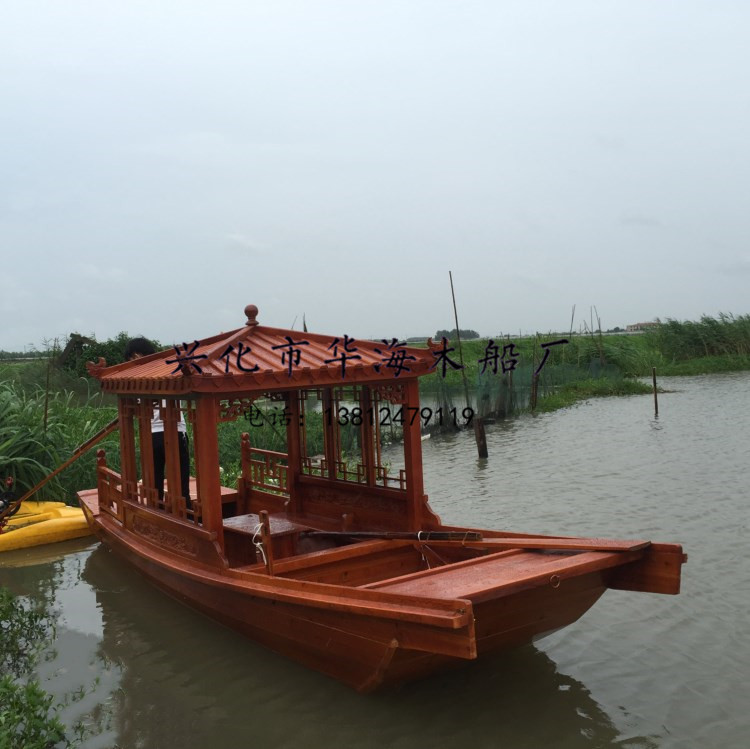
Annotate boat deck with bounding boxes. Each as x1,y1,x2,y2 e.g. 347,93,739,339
78,480,237,519
364,549,629,602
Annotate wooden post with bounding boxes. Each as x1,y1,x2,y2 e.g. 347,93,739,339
360,386,377,486
652,367,659,417
449,270,488,458
474,418,488,458
239,432,252,515
138,399,156,507
285,390,303,514
402,379,425,531
507,367,514,416
193,397,224,547
118,398,138,503
163,400,182,516
322,388,337,480
531,373,539,411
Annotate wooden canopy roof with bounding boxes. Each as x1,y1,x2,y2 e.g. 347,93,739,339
88,305,442,396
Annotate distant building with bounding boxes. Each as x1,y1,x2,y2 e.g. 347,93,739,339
626,321,659,332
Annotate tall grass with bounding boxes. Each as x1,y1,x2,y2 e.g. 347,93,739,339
0,381,118,504
648,313,750,360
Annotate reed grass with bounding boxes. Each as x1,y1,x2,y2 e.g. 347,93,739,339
0,381,118,504
647,313,750,360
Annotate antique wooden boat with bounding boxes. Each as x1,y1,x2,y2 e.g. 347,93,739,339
78,305,686,691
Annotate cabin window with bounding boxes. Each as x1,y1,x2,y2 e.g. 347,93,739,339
298,385,407,490
217,394,290,499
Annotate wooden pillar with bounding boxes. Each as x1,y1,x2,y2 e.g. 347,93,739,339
360,386,376,487
239,432,251,515
163,400,182,516
285,390,302,515
137,399,156,507
118,398,138,503
322,388,337,480
193,396,224,546
402,379,425,531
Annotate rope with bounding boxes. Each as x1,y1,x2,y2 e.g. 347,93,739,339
417,530,431,569
252,523,267,566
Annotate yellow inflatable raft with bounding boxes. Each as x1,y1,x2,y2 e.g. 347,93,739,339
0,501,92,552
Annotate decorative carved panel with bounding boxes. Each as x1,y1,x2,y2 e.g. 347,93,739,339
132,515,198,557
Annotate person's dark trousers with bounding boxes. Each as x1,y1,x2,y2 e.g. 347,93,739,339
152,432,192,509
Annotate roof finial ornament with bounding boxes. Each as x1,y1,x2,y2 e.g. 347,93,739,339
245,304,259,327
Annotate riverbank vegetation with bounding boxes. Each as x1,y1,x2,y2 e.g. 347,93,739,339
1,314,748,504
0,380,118,503
0,589,69,748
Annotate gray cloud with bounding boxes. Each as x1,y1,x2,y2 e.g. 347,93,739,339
2,1,749,348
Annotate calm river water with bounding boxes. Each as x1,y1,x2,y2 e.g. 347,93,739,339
2,373,748,748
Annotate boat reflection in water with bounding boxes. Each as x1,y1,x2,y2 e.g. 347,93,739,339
83,543,630,749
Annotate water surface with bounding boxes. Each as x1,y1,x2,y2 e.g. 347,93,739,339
2,372,748,748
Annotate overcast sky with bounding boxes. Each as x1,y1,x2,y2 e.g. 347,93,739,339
2,1,748,351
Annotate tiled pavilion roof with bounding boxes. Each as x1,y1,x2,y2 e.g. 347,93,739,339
88,305,446,396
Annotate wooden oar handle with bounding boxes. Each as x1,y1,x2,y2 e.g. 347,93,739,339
302,530,483,542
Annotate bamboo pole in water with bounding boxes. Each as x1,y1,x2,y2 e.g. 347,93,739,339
530,333,539,412
652,367,659,416
448,271,488,458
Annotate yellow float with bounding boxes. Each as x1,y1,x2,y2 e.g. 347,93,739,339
0,501,92,552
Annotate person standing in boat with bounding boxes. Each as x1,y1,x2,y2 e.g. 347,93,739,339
124,337,192,510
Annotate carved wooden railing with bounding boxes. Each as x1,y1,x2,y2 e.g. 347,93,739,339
96,450,123,522
376,466,407,491
301,455,327,477
246,447,289,498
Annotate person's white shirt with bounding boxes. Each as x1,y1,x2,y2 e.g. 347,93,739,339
151,402,187,434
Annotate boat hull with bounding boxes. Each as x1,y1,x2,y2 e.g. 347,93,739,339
85,509,613,692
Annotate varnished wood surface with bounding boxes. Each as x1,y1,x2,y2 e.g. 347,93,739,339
364,549,642,603
223,513,310,536
77,490,669,690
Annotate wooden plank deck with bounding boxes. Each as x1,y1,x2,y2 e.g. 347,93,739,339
365,549,640,602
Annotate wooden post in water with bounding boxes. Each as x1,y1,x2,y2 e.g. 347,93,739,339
530,333,539,412
652,367,659,417
507,362,514,416
449,271,488,458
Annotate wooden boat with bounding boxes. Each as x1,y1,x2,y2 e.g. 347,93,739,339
78,304,686,692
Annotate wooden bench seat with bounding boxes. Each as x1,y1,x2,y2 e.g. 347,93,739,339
223,513,310,537
223,513,311,567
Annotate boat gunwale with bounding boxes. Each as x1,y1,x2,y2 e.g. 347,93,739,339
92,511,476,628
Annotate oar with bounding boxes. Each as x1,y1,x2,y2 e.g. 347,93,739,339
426,536,651,553
0,417,119,525
299,530,647,552
302,530,483,542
